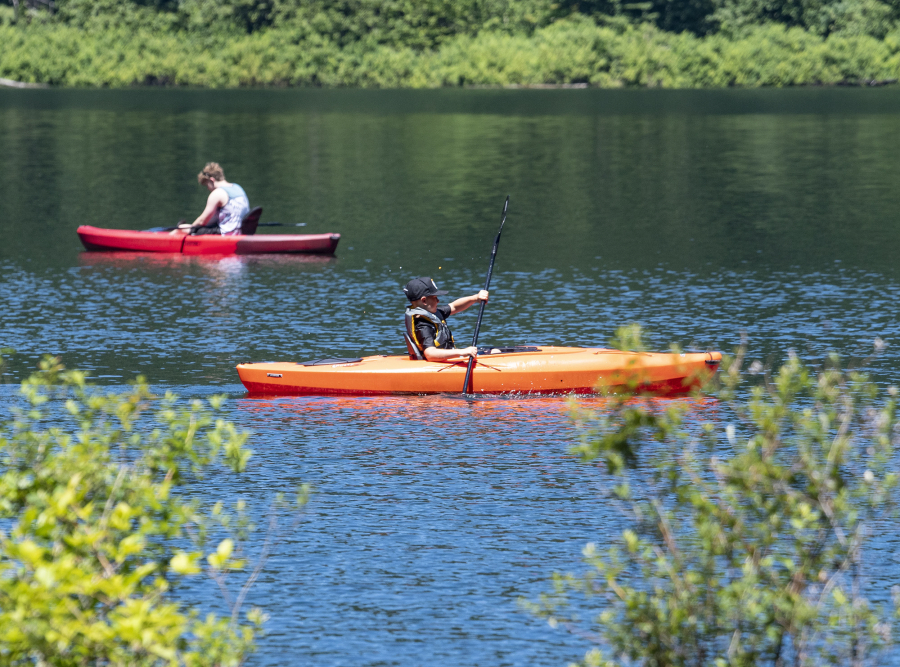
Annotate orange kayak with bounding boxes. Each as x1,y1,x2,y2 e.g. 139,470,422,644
236,347,722,396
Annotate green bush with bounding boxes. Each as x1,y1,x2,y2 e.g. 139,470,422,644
0,356,307,665
0,17,899,86
9,0,900,42
9,0,557,44
527,336,900,665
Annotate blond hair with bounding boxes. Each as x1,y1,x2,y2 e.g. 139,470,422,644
197,162,225,187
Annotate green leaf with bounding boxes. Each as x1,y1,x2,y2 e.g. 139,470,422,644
170,551,201,575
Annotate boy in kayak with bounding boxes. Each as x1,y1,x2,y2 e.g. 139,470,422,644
403,276,489,361
172,162,250,236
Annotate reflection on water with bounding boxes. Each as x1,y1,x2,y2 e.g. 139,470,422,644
78,250,337,270
3,259,896,390
2,89,900,665
225,392,725,666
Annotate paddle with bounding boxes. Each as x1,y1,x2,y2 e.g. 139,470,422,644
143,219,186,233
144,222,307,233
463,195,509,394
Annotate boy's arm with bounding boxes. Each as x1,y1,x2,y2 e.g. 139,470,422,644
448,290,488,315
183,189,227,229
424,346,478,361
415,318,477,361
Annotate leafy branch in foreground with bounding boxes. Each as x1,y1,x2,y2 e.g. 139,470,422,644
527,340,899,666
0,356,308,666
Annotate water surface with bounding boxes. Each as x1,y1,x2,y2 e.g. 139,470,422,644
1,88,899,665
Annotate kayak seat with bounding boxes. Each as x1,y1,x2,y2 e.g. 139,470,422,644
404,333,424,361
240,207,263,235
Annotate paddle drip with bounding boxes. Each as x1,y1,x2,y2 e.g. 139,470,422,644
463,196,509,394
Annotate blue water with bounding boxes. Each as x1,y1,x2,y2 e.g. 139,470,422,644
1,88,900,665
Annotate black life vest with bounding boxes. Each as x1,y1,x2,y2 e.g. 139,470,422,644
404,307,455,360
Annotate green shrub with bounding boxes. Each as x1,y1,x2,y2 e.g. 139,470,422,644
0,356,307,665
0,19,899,86
8,0,900,41
527,338,900,665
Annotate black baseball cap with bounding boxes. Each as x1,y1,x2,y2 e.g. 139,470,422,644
403,277,449,301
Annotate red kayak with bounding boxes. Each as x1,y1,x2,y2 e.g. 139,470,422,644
77,226,340,255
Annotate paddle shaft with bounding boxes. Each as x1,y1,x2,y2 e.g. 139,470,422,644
463,196,509,393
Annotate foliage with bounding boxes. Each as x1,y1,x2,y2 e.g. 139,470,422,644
1,19,899,87
710,0,900,38
0,356,307,666
526,340,900,665
10,0,558,42
2,0,900,86
5,0,900,41
268,0,554,48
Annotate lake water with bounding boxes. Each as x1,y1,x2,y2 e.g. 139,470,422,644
1,88,899,665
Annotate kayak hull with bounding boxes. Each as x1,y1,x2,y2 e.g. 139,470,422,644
76,226,340,255
236,347,722,396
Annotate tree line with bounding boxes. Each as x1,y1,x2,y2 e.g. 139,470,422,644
1,0,899,87
5,0,900,45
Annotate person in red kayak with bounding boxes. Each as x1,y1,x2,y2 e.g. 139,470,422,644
403,276,489,361
172,162,250,236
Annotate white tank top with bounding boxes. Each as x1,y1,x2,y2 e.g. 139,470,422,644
215,183,250,235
